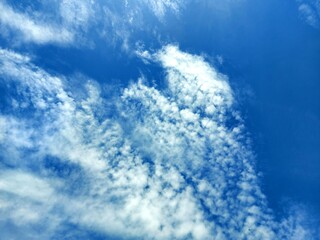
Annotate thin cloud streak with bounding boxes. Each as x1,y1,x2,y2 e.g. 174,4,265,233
0,2,74,45
0,0,183,47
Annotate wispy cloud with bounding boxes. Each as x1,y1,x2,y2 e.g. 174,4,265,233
0,2,74,45
143,0,182,19
100,0,183,50
0,46,316,239
0,0,183,48
297,0,320,29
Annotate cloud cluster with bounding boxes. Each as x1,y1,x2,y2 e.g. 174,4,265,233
0,46,315,239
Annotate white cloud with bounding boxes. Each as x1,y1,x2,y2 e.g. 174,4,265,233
60,0,93,28
0,2,74,45
297,0,320,29
0,0,183,47
100,0,183,50
122,46,278,239
143,0,182,19
0,46,316,239
0,169,62,240
0,170,54,202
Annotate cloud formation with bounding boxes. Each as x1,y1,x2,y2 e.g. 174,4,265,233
0,46,315,239
0,0,182,47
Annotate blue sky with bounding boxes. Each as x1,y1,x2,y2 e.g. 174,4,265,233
0,0,319,239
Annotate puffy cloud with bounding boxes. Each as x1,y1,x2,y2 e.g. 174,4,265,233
122,46,277,239
0,46,315,239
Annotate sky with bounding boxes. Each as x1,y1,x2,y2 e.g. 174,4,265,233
0,0,319,239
